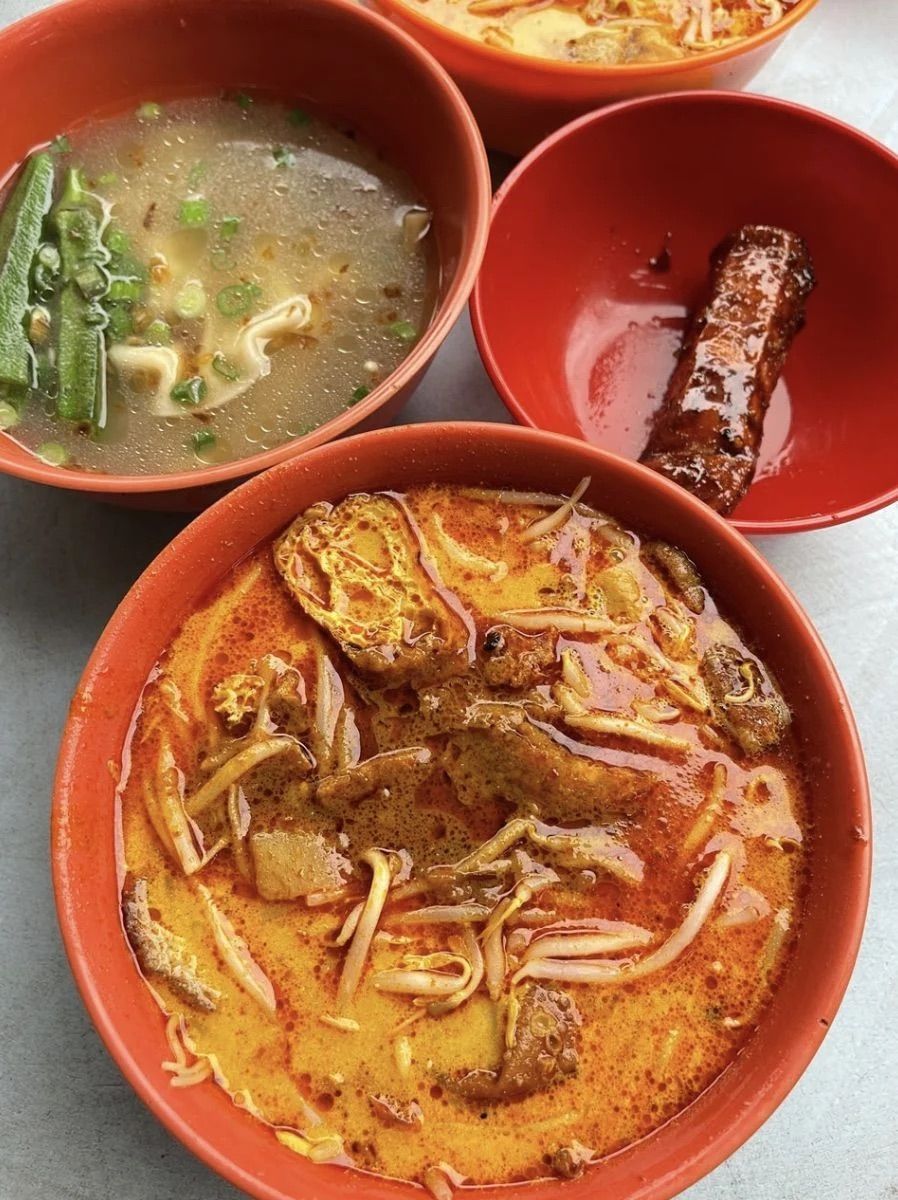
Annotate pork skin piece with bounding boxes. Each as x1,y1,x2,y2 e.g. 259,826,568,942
640,225,815,515
273,495,470,688
249,824,352,900
122,878,220,1011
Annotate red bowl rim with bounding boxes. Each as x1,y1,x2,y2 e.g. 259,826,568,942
373,0,819,80
52,421,871,1200
0,0,491,495
470,89,898,535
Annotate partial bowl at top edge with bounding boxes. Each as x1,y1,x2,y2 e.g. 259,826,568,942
0,0,490,509
471,90,898,534
373,0,820,156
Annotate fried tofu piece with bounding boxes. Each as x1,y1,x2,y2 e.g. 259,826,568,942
481,626,556,690
700,643,791,756
274,495,470,687
315,747,433,809
443,719,649,822
450,985,580,1102
249,825,352,900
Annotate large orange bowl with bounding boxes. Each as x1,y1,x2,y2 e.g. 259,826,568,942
54,422,870,1200
0,0,490,509
373,0,820,154
471,91,898,534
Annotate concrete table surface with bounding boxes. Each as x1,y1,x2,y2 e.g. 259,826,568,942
0,1,895,1197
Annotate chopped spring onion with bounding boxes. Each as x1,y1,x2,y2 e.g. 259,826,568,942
170,376,207,407
37,441,68,465
0,400,19,429
289,108,310,126
272,146,296,169
388,319,417,342
350,385,370,403
179,198,210,228
216,282,260,318
136,101,162,121
49,134,70,155
107,278,142,303
212,352,240,381
191,429,216,453
234,92,254,110
174,279,207,319
105,303,133,341
104,225,130,257
210,248,235,272
186,161,207,190
218,216,241,241
145,318,172,346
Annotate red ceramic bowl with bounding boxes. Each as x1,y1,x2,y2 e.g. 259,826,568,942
374,0,819,155
471,91,898,534
0,0,490,509
54,422,870,1200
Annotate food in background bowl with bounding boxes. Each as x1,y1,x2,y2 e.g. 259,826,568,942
396,0,801,66
0,96,435,474
119,477,808,1190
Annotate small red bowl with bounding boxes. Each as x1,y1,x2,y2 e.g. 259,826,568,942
54,422,869,1200
0,0,490,509
374,0,820,156
471,92,898,534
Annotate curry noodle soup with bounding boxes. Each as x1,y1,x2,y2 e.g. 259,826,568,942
0,96,435,473
118,482,808,1190
395,0,800,64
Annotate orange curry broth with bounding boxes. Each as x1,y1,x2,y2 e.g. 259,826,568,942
117,483,809,1187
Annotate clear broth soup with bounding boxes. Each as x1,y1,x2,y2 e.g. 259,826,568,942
1,96,436,474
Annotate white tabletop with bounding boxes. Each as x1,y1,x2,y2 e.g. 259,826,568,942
0,1,895,1197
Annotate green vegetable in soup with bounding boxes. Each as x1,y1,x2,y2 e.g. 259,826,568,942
179,198,210,228
350,385,370,403
387,319,417,342
36,440,68,465
174,280,207,319
216,282,260,318
212,352,240,381
145,318,172,346
272,146,296,169
136,102,163,122
191,428,216,453
218,216,241,241
170,375,207,407
107,278,142,303
49,135,70,156
105,302,133,342
32,241,61,301
0,399,19,428
234,92,254,111
288,109,310,126
0,151,55,390
51,168,108,427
